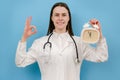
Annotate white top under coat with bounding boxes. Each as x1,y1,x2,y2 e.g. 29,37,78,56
15,31,108,80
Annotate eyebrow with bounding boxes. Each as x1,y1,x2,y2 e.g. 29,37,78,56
53,12,68,14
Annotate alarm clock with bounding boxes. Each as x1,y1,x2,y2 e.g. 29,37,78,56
81,23,100,44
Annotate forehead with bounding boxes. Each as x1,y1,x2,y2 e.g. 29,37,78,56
53,6,68,14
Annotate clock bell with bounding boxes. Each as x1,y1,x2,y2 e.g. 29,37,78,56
81,23,100,44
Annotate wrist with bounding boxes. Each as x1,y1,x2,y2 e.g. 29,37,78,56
21,36,27,42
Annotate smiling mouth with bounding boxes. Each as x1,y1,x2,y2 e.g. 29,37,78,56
57,22,64,25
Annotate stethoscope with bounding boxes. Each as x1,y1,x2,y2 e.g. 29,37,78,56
43,32,80,63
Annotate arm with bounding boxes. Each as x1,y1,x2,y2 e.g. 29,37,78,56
15,40,40,67
83,37,108,62
82,19,108,62
15,16,38,67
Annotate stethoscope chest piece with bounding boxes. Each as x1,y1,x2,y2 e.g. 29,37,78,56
75,58,80,64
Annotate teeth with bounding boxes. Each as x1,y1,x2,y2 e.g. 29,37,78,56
57,22,64,24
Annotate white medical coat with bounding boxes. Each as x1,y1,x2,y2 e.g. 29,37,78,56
15,32,108,80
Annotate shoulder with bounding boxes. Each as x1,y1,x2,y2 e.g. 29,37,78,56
73,36,80,39
73,36,82,42
72,35,87,45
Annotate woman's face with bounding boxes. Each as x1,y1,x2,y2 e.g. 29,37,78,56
52,6,70,33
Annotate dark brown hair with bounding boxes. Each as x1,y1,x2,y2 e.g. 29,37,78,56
47,2,74,36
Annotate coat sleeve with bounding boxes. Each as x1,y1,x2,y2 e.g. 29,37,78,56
81,37,108,62
15,40,40,67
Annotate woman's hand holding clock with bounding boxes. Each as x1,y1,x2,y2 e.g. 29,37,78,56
89,19,103,40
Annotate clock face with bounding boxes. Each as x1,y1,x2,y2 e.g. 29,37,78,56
81,28,100,43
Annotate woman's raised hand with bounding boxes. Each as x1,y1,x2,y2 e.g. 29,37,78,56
89,18,103,39
21,16,37,42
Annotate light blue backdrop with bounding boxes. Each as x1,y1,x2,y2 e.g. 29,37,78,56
0,0,120,80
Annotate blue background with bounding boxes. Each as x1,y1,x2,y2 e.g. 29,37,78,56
0,0,120,80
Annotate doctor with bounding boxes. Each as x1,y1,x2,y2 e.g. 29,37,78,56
15,2,108,80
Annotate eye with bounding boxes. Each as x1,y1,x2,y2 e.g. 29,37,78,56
54,13,59,17
62,13,67,16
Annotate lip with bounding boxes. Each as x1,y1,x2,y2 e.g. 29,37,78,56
57,22,64,25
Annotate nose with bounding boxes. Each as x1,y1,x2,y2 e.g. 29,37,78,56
58,15,63,20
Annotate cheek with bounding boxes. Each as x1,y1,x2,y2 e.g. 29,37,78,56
52,18,58,24
66,17,70,22
65,18,69,25
51,17,54,22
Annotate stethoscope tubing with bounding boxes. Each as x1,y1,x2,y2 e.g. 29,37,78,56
43,33,53,49
43,32,80,63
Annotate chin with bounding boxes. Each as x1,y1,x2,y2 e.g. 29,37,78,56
58,27,65,30
56,25,63,28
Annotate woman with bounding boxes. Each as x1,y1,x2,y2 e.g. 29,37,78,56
15,2,108,80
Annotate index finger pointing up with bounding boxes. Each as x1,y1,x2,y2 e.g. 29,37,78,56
25,16,32,28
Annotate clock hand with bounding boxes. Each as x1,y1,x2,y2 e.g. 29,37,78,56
88,31,91,38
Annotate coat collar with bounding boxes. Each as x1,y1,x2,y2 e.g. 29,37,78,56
49,31,75,55
52,31,73,42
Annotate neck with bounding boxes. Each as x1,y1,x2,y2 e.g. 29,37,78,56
54,29,66,34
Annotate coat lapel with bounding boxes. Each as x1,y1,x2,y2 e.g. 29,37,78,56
50,31,75,55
